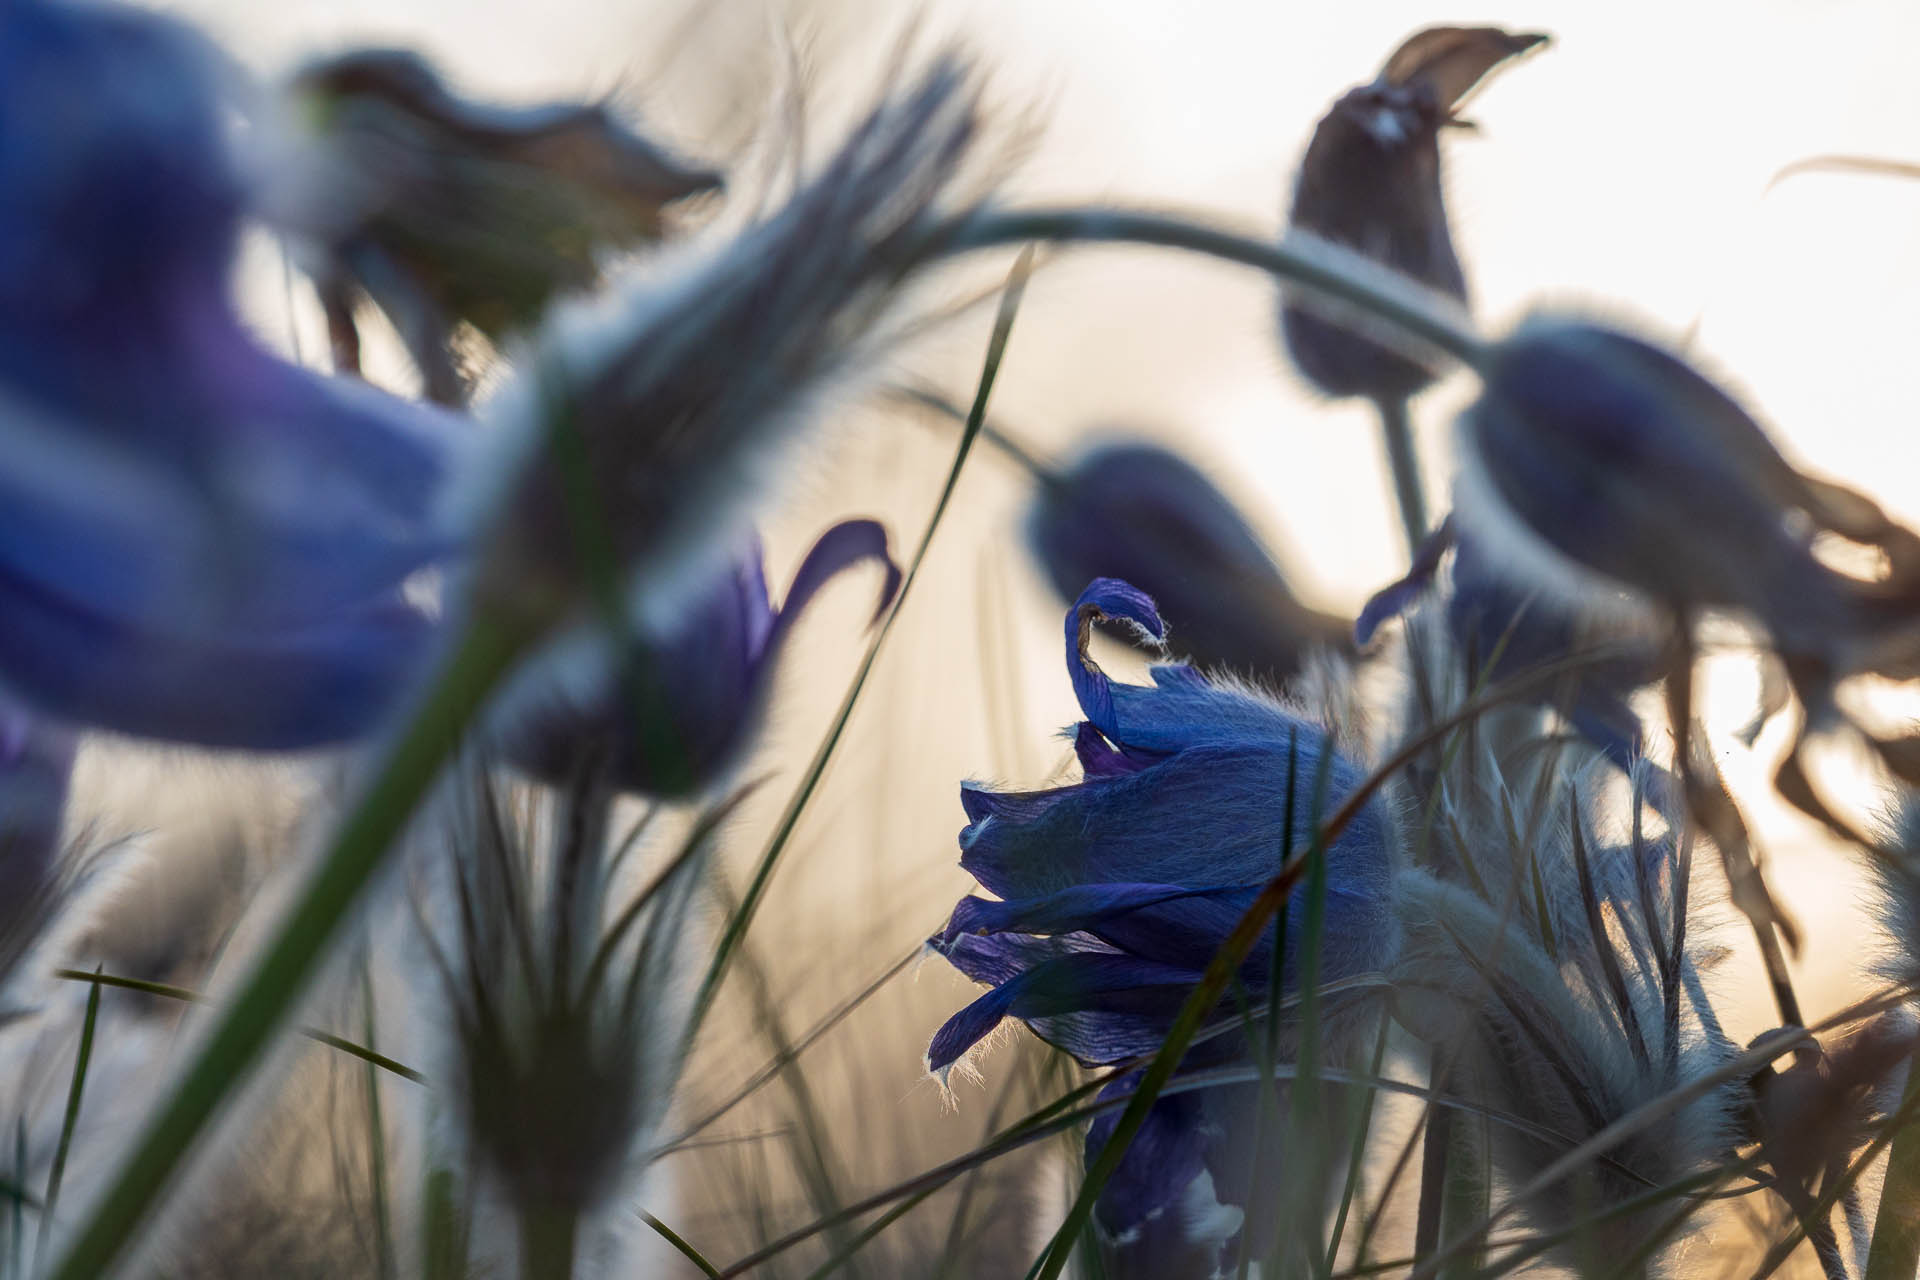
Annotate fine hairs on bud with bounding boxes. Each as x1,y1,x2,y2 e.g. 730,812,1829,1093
1393,750,1736,1275
1867,789,1920,990
462,56,986,622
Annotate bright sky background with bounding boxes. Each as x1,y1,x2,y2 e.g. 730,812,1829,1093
166,0,1920,1043
176,0,1920,601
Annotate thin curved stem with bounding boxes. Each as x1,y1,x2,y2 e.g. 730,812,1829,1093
936,206,1488,371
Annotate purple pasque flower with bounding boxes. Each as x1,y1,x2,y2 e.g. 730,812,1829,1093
0,0,463,747
926,579,1397,1270
499,520,900,798
0,701,76,980
1456,316,1920,680
1356,516,1662,777
279,48,722,401
1281,26,1545,403
468,60,978,620
1027,440,1351,682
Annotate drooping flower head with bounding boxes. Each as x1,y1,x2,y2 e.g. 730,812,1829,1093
0,0,463,747
1457,316,1920,682
1281,25,1545,403
497,519,900,798
277,48,722,400
926,579,1397,1272
1027,440,1351,682
463,58,981,623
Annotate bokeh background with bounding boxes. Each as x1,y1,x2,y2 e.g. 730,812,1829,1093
79,1,1920,1271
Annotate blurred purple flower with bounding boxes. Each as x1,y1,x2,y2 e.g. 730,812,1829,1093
926,579,1396,1270
499,520,900,798
0,0,463,747
0,705,72,906
471,60,979,617
279,48,722,401
1027,440,1351,682
1282,26,1545,403
1458,318,1920,677
0,702,76,980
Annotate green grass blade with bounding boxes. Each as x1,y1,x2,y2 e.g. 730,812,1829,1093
643,1213,720,1278
684,246,1036,1043
47,613,536,1280
420,1153,472,1280
359,963,395,1280
1324,1009,1393,1272
33,969,100,1271
51,969,426,1085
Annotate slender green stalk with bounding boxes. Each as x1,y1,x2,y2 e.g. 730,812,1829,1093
1324,1012,1393,1272
50,967,426,1083
1439,1084,1487,1280
1240,731,1300,1280
1375,395,1429,558
359,963,396,1280
643,1213,720,1279
1415,1075,1454,1264
33,967,101,1271
1871,1046,1920,1279
518,1202,579,1280
419,1155,472,1280
47,613,539,1280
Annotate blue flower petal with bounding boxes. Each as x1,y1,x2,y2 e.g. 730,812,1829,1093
502,520,897,795
1088,1079,1259,1278
928,947,1203,1071
1065,579,1167,737
0,582,437,749
1073,722,1150,778
1468,319,1849,650
769,518,901,639
937,883,1245,947
0,0,465,747
957,744,1388,904
942,879,1386,984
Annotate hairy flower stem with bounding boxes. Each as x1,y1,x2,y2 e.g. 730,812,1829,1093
519,1203,580,1280
1866,1050,1920,1280
1375,396,1429,561
47,610,543,1280
940,207,1487,372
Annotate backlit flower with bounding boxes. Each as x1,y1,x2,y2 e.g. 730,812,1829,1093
1027,440,1350,682
926,579,1397,1271
1281,25,1545,403
497,520,900,798
278,48,722,400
